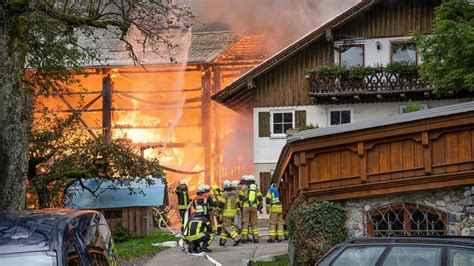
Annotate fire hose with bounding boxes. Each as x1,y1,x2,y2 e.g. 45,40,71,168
154,205,222,266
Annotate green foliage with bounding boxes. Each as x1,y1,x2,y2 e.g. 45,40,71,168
299,123,319,131
27,108,164,208
349,65,377,77
113,223,133,243
287,201,346,264
115,229,178,261
414,0,474,93
255,255,290,266
403,101,422,113
385,61,418,75
309,65,345,76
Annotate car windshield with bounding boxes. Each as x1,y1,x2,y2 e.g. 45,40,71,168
0,251,56,266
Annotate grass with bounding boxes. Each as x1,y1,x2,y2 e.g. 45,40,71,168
114,229,178,261
255,254,290,266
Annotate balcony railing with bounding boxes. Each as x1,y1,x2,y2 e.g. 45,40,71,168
308,68,432,103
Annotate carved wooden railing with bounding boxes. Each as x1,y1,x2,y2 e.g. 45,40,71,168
308,68,432,96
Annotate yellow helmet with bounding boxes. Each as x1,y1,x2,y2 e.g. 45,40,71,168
211,184,220,191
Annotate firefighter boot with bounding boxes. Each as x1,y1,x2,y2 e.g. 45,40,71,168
233,239,241,246
219,238,226,246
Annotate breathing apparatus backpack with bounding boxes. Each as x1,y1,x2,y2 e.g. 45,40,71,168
247,184,257,206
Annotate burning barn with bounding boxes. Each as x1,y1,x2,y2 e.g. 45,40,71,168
36,31,269,199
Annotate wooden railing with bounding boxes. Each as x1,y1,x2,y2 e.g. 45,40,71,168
308,69,432,103
275,107,474,215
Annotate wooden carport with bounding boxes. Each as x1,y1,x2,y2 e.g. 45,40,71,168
272,102,474,215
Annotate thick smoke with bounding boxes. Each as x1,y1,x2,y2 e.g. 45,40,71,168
191,0,359,51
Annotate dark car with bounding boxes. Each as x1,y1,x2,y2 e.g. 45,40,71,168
317,237,474,266
0,209,117,266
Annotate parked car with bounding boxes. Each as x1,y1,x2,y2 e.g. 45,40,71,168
0,208,117,265
317,237,474,266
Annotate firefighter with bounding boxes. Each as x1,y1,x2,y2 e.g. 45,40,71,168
185,205,214,253
240,175,263,243
238,175,249,194
175,180,191,232
192,185,215,220
210,184,222,234
231,180,243,230
266,184,285,242
218,180,241,246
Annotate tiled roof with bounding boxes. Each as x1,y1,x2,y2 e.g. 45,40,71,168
79,31,241,67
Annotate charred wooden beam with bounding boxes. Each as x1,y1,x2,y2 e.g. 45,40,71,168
201,66,212,184
102,69,112,141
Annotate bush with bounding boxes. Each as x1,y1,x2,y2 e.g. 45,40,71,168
385,61,418,75
287,201,346,264
308,65,345,77
299,123,319,131
113,222,133,243
349,65,377,77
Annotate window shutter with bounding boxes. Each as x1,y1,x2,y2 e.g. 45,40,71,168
258,112,270,137
295,110,307,129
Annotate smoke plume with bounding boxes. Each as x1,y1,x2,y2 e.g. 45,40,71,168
191,0,359,51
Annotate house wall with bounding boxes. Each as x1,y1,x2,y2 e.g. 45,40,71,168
334,36,416,67
345,186,474,238
252,0,440,108
253,99,462,168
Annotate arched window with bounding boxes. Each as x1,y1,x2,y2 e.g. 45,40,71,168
366,202,448,237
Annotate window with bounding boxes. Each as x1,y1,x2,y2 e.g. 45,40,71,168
329,109,352,126
366,203,448,237
339,45,364,67
383,246,441,266
270,110,294,137
391,42,417,64
332,246,385,266
450,248,474,266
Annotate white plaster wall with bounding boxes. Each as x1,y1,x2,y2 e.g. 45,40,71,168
334,36,417,67
253,100,462,165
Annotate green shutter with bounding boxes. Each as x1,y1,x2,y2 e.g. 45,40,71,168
258,112,270,137
295,110,307,129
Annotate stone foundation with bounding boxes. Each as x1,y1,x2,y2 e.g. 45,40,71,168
345,186,474,237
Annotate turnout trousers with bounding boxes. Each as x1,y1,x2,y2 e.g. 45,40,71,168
220,216,240,245
269,213,285,241
241,207,259,240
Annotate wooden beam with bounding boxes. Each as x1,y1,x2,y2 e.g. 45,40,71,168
102,68,112,141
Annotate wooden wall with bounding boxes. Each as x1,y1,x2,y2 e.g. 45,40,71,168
253,0,440,108
276,110,474,215
98,206,154,237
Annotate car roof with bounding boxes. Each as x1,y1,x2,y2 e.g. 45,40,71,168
0,208,99,255
342,237,474,248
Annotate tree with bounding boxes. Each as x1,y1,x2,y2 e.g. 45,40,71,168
415,0,474,94
28,108,163,208
0,0,193,210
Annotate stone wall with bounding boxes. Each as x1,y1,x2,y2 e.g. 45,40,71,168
345,186,474,238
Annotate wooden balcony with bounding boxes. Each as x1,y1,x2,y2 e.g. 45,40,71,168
272,102,474,215
308,68,438,104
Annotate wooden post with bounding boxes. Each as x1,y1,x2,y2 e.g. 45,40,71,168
212,67,221,184
102,68,112,141
201,65,212,184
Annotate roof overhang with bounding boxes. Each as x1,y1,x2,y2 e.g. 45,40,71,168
212,0,378,110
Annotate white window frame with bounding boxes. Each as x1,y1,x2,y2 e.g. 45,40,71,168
328,108,353,126
270,110,295,138
399,103,428,114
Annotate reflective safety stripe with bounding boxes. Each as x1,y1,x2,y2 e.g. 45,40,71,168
271,203,283,213
268,230,276,236
241,229,248,235
277,230,284,236
230,231,238,238
252,229,259,235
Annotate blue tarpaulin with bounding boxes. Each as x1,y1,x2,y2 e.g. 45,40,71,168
64,177,166,210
